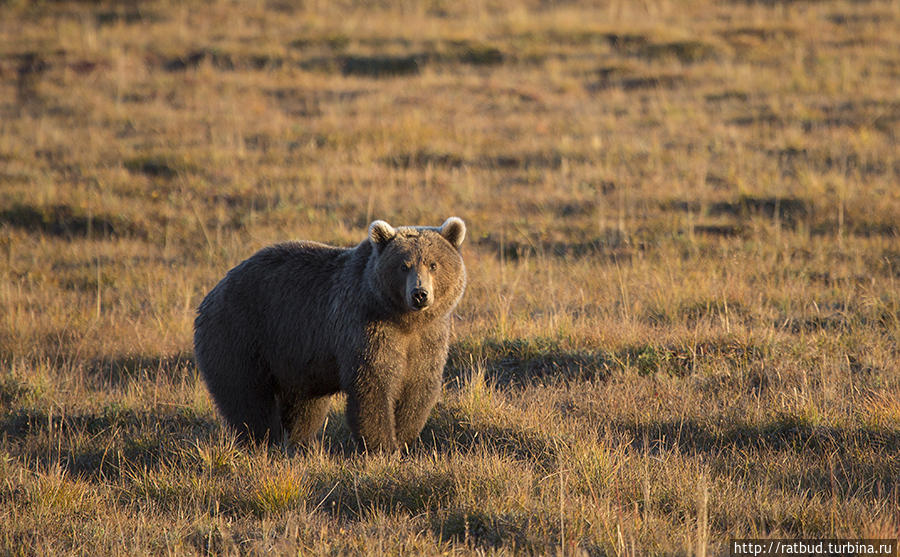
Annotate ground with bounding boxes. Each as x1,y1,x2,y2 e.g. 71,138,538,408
0,0,898,554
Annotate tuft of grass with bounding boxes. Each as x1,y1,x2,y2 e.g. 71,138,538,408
249,472,308,517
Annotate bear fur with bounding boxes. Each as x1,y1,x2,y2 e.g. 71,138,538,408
193,217,466,451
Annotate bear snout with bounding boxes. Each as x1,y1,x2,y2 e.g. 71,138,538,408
410,287,431,310
405,267,434,310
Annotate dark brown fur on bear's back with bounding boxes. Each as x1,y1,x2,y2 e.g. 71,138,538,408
193,217,466,451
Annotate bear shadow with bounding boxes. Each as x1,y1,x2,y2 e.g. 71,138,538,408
0,404,217,483
83,352,196,389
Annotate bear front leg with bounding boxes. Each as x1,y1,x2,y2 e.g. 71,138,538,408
344,371,399,453
280,392,332,444
394,373,441,448
394,326,448,448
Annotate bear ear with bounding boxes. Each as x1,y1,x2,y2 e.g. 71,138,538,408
369,220,396,248
439,217,466,249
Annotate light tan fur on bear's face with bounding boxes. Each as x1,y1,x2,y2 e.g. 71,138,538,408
368,218,467,316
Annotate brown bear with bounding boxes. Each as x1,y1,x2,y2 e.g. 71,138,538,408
193,217,466,451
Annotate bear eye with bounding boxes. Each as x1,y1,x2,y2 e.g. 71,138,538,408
429,262,438,271
400,262,411,272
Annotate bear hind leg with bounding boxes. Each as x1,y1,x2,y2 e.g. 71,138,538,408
209,371,283,446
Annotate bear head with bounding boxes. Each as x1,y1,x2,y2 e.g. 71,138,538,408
367,217,466,316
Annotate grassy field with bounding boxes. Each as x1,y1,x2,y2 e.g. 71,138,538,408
1,0,899,553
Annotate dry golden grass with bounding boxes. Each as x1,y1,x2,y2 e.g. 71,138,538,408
1,0,899,554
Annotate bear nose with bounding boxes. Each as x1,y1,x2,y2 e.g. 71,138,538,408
411,288,430,309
